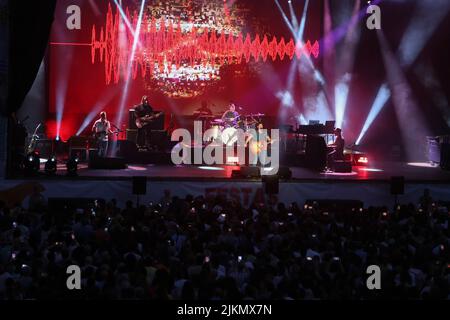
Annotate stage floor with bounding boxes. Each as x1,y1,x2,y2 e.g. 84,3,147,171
2,160,447,208
43,161,450,183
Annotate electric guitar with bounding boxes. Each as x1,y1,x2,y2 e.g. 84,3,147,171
135,112,163,129
94,129,121,142
27,123,41,154
248,138,277,155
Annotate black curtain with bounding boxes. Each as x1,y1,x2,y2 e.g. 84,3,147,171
6,0,56,115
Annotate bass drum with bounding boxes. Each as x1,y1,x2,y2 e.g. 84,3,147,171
221,127,238,146
207,125,223,142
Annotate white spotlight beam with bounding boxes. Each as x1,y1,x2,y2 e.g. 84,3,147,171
377,29,430,161
397,0,450,68
274,0,297,36
355,84,391,145
296,0,309,43
334,0,361,131
114,0,137,37
356,0,449,146
274,0,323,80
288,0,299,31
334,75,351,129
111,0,146,155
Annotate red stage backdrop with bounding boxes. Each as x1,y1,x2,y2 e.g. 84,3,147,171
48,0,322,141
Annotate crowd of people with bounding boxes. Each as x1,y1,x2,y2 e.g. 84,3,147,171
0,187,448,300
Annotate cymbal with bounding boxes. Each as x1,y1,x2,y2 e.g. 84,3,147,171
211,119,224,123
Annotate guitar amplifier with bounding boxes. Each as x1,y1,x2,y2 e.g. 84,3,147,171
126,129,138,143
129,109,137,129
147,112,165,130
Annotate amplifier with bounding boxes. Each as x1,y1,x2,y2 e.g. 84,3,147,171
126,129,138,143
129,109,137,130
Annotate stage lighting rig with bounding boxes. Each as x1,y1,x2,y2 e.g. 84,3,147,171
45,156,57,175
66,156,79,176
24,151,40,176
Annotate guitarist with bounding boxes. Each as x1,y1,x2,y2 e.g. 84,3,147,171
245,122,272,167
134,95,155,149
91,111,112,157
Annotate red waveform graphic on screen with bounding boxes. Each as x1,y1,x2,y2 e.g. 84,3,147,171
90,4,320,86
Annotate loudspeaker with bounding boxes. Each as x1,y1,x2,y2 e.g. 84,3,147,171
390,176,404,195
132,176,147,195
89,157,127,169
333,160,352,173
232,166,261,178
126,129,138,143
427,136,440,164
263,175,279,194
129,109,138,130
147,112,165,130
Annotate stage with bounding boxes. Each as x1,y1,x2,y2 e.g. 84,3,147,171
37,160,450,183
0,160,447,210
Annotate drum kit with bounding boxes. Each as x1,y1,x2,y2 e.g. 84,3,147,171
195,109,265,146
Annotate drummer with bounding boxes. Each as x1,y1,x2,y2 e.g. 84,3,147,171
221,102,240,128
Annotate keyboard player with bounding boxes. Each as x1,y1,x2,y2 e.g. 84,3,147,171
327,128,345,168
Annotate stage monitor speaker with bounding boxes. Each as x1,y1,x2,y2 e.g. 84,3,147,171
390,176,404,195
232,166,261,178
88,157,127,169
333,160,352,173
132,176,147,195
305,135,327,171
263,175,279,194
